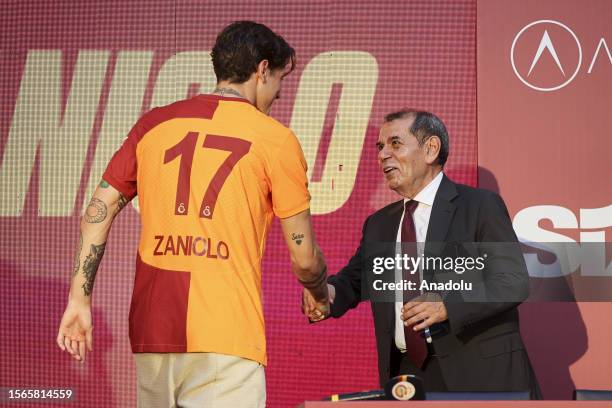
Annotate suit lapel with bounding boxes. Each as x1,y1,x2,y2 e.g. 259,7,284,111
381,200,404,242
425,175,458,278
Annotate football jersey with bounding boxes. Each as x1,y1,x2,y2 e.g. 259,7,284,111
103,94,310,365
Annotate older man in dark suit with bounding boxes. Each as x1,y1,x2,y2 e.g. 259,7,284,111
304,109,541,398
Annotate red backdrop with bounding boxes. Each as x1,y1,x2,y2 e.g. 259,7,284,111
5,0,611,406
478,0,612,400
3,0,611,406
0,1,476,407
3,1,611,406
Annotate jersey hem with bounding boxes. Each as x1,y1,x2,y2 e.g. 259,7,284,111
131,344,267,366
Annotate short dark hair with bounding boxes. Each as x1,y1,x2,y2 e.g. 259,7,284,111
211,21,296,84
383,109,450,166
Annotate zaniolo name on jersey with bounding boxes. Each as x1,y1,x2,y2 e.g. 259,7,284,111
153,234,230,259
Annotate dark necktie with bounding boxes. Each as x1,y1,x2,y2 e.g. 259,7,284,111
401,200,428,368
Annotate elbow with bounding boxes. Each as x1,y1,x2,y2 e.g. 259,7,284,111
517,274,530,302
506,270,530,304
516,261,531,302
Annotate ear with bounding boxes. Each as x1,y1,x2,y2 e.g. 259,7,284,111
257,60,270,83
424,135,442,165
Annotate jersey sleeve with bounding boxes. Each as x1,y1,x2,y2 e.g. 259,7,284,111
269,131,311,218
102,119,145,200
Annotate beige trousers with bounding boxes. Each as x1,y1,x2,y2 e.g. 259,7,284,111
134,352,266,408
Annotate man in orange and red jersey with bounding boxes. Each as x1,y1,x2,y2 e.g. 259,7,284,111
56,21,329,407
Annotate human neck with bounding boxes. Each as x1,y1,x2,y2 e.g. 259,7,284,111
213,80,256,105
397,167,442,199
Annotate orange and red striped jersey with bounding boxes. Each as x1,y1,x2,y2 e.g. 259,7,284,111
103,94,310,365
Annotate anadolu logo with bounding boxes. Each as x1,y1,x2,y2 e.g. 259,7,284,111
511,20,582,92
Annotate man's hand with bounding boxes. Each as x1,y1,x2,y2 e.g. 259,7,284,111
401,292,448,331
56,300,93,362
302,284,335,322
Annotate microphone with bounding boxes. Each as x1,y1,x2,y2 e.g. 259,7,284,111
322,390,386,401
322,375,425,401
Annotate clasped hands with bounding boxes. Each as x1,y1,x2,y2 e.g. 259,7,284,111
302,286,448,330
302,284,335,322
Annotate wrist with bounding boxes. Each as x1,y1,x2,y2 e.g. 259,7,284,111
327,283,336,304
298,265,327,288
68,291,92,307
308,281,329,303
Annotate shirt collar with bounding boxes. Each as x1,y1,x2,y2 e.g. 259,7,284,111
403,171,444,207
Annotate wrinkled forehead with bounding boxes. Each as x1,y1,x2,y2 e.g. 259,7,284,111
378,118,414,142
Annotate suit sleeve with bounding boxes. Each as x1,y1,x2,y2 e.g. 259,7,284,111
327,216,371,318
444,192,530,334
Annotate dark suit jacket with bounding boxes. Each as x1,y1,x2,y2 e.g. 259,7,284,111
328,175,541,398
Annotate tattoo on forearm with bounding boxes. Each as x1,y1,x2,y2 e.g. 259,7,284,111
99,180,110,188
81,242,106,296
85,197,108,223
291,233,305,245
115,193,129,215
72,233,83,277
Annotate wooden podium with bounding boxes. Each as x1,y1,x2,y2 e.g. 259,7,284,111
299,402,612,407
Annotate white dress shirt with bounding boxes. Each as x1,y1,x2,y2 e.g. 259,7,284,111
394,171,444,351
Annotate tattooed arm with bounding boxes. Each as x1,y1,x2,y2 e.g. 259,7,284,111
71,180,130,296
57,179,132,362
279,209,329,320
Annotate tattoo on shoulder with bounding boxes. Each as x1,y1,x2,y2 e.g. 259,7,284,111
115,193,129,215
99,180,110,188
82,242,106,296
85,197,108,223
291,233,305,245
72,233,83,277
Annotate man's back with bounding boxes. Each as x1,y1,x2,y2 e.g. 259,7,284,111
104,94,310,365
58,21,329,407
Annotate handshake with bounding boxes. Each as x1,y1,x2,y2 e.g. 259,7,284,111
301,283,336,323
